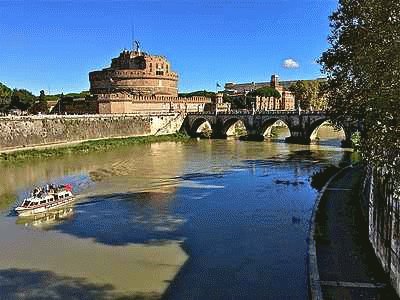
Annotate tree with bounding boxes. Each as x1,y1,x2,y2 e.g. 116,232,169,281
319,0,400,192
31,90,49,114
223,94,247,109
289,81,309,109
0,82,12,113
247,87,281,98
178,90,216,98
289,80,327,110
9,89,36,111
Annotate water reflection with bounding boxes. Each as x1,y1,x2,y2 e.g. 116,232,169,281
0,139,351,299
16,207,74,229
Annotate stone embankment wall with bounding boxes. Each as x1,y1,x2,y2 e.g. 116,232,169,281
362,168,400,296
0,113,186,151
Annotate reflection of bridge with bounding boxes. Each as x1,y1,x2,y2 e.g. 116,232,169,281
183,111,356,145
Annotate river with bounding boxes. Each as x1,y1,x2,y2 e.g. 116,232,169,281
0,128,350,299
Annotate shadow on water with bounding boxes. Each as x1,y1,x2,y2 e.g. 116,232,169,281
0,269,159,300
48,192,186,246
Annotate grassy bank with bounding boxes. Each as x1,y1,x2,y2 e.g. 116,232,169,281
0,132,189,164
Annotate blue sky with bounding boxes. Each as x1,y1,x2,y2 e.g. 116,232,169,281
0,0,337,95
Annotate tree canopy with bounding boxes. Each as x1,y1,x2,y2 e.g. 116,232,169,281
9,89,36,111
319,0,400,195
178,90,216,98
288,80,327,110
247,87,281,99
0,83,13,113
0,83,91,114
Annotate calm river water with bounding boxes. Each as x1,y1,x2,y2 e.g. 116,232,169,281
0,129,350,299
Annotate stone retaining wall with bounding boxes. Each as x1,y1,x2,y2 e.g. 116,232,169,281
0,113,185,151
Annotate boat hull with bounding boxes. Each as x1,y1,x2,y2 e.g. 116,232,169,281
15,197,75,217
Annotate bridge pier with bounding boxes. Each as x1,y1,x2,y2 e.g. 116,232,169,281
285,136,311,145
340,138,353,148
240,134,265,141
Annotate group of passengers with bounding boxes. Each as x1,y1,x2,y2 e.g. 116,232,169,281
31,184,58,197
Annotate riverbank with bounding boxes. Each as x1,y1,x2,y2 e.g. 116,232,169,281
0,132,189,164
311,167,399,299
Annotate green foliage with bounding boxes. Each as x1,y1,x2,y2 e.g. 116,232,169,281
0,82,12,100
32,90,49,114
319,0,400,194
179,90,216,98
247,87,281,98
0,82,12,113
288,80,327,110
9,89,36,111
63,91,90,98
0,85,90,114
0,193,16,211
223,94,247,109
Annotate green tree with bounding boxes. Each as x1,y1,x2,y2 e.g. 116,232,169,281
178,90,216,98
289,81,309,109
319,0,400,191
223,94,247,109
32,90,49,114
9,89,36,111
289,80,327,110
247,87,281,98
0,82,12,113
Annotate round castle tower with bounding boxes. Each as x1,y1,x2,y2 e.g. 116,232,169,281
89,48,178,97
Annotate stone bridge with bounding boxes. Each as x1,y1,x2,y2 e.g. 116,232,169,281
183,111,357,145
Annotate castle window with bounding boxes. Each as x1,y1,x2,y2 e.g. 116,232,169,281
156,64,164,76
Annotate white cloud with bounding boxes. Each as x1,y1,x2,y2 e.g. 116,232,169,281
283,58,300,69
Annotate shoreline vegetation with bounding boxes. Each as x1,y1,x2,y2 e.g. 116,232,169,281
0,132,189,164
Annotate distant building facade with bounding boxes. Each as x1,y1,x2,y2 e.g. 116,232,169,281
89,46,211,114
225,75,295,111
205,93,231,113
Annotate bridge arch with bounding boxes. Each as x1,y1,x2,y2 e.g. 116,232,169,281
307,118,348,144
187,117,214,137
259,118,291,139
220,117,249,137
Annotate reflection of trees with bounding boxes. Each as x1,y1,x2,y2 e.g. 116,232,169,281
0,193,16,211
310,165,340,191
0,142,186,209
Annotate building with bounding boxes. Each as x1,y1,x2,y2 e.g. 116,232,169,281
205,93,231,113
224,75,296,111
89,44,211,114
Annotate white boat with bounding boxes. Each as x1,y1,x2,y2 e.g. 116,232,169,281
15,184,75,217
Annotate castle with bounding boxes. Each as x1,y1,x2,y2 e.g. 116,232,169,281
89,44,211,114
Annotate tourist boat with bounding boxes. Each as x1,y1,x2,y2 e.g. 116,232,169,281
15,184,75,217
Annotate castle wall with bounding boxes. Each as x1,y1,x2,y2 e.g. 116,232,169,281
96,94,211,114
90,73,178,96
0,114,186,151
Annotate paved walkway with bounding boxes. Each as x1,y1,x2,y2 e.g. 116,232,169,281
315,167,399,299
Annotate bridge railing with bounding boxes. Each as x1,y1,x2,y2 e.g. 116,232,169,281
187,110,326,116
